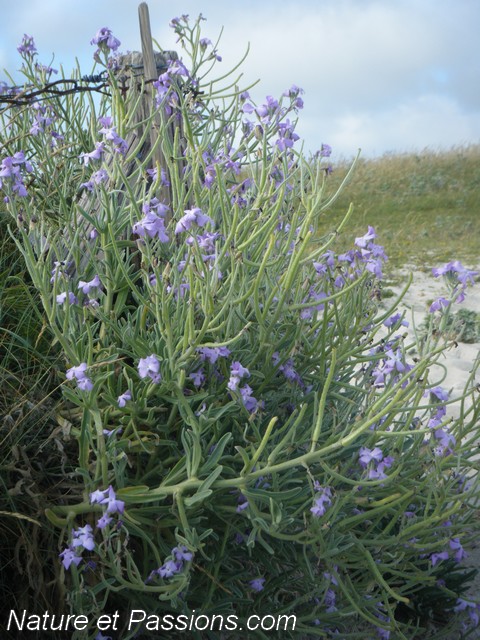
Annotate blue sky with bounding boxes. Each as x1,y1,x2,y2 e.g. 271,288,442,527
1,0,479,159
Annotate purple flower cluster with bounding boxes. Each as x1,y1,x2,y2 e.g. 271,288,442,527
148,545,193,581
301,228,388,322
29,102,61,146
359,447,394,481
199,37,222,62
241,86,303,154
272,352,305,388
66,362,93,392
430,260,478,311
133,198,169,242
90,485,125,529
0,151,33,199
310,483,332,518
430,536,467,566
201,147,242,190
227,361,250,391
193,347,261,412
79,117,127,170
153,59,191,115
370,345,411,388
98,116,127,155
17,34,37,57
58,486,125,570
425,386,456,456
454,598,480,629
59,524,95,570
239,384,261,413
147,166,170,187
275,118,300,152
90,27,121,58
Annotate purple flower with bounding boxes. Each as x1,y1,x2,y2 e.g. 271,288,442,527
236,493,249,513
310,485,332,518
117,389,132,407
189,369,205,388
431,386,449,403
158,559,181,578
90,485,125,514
368,463,389,481
17,34,37,57
172,545,193,562
429,296,450,313
197,346,231,364
239,385,260,413
0,152,33,197
78,275,101,294
359,446,384,467
432,260,478,285
249,577,265,592
384,348,406,374
320,143,332,157
56,291,78,305
133,204,169,242
175,207,214,234
454,599,480,627
79,142,105,166
227,361,250,391
90,27,121,55
71,524,95,551
138,354,161,383
59,547,82,570
430,551,449,566
355,226,377,249
449,537,467,562
147,166,170,186
77,377,94,392
434,428,456,454
97,513,113,529
384,313,409,328
66,362,93,391
98,118,127,154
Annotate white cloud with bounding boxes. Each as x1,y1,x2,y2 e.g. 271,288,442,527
0,0,479,157
325,94,480,159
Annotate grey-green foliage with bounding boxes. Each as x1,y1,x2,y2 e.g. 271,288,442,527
1,16,479,640
420,308,480,344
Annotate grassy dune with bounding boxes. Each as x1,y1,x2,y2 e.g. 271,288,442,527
323,144,480,270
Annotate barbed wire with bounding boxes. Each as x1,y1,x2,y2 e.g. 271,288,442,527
0,74,110,108
0,62,175,109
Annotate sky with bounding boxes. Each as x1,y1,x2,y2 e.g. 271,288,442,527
1,0,479,160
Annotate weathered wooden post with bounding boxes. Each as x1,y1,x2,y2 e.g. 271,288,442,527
137,2,172,208
73,2,180,260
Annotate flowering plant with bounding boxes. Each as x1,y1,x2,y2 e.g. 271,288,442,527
1,14,479,639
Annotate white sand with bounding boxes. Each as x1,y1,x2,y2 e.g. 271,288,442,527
389,265,480,419
389,266,480,638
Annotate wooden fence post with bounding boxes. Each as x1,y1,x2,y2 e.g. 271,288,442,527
138,2,172,209
71,2,180,270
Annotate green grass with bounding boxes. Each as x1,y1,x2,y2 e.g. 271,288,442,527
0,213,66,617
322,144,480,270
0,144,479,627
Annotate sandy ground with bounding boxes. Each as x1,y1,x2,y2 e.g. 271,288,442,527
390,265,480,409
390,265,480,639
